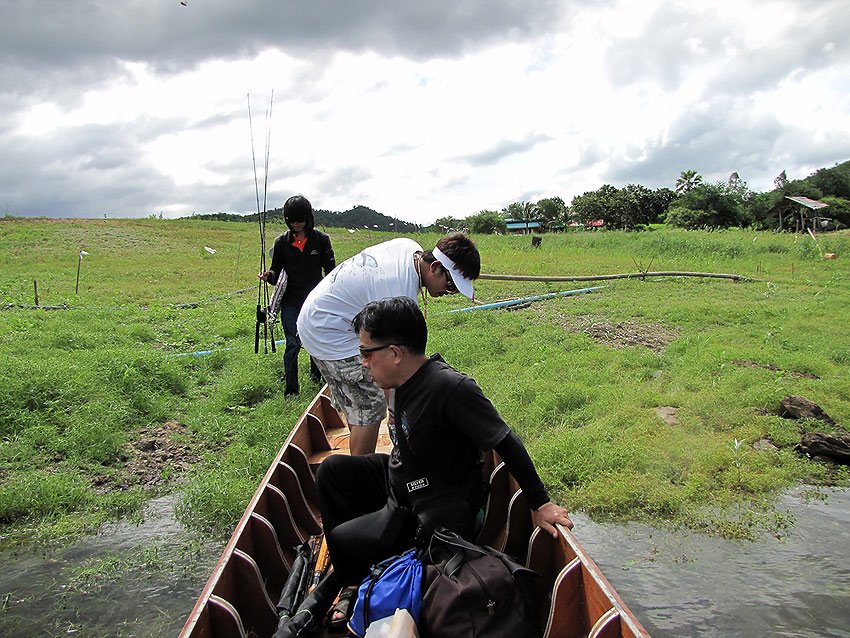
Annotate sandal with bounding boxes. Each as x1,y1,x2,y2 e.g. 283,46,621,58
327,585,358,629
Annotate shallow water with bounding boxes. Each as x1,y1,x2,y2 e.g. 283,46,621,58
0,494,223,637
1,488,848,637
571,487,850,638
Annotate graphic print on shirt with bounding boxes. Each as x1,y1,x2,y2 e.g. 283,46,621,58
388,411,411,447
327,248,381,287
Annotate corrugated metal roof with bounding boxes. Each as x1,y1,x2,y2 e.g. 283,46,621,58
785,196,829,210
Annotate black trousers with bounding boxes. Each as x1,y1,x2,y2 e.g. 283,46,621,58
316,453,415,585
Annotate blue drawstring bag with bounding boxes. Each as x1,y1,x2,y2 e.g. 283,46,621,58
348,549,422,638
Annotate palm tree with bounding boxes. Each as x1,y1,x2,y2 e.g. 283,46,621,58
519,201,537,234
675,170,703,194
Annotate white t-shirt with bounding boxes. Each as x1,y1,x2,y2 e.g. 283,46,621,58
297,238,423,360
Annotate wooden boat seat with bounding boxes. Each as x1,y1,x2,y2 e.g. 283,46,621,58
270,461,322,535
207,595,248,638
212,549,277,638
235,513,289,602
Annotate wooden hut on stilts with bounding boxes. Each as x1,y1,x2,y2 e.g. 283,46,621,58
779,196,830,232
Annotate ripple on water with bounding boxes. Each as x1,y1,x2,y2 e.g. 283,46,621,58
1,488,849,636
571,487,850,638
0,493,223,637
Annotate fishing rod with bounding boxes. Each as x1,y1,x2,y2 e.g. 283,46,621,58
249,91,277,354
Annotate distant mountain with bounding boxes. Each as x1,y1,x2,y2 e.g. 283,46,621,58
186,205,421,232
312,206,421,233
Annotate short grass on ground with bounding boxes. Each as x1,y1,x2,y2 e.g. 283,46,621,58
1,218,848,545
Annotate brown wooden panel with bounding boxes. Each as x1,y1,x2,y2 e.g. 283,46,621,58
282,444,319,507
270,462,322,535
207,595,248,638
559,525,650,637
502,489,533,561
318,392,347,430
589,608,623,638
263,483,307,546
212,549,277,638
581,562,616,627
307,413,333,452
234,514,289,602
544,558,585,638
182,599,213,638
475,462,510,547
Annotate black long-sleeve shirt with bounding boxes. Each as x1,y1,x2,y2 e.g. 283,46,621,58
267,229,335,307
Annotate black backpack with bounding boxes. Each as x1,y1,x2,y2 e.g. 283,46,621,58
419,529,540,638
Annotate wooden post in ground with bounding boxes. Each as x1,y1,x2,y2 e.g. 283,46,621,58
34,280,39,306
75,250,88,294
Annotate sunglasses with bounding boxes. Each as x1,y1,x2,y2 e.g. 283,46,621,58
359,343,404,359
443,269,458,295
286,216,307,224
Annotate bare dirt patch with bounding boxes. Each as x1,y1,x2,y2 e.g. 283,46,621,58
536,309,679,353
732,360,820,380
94,421,207,491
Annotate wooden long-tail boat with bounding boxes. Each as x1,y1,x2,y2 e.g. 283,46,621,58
179,387,650,638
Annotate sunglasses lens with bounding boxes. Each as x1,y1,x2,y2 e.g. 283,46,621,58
445,271,457,293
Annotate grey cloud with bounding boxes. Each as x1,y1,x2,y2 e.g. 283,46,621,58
459,133,553,167
1,1,569,80
604,102,848,192
605,1,850,95
316,165,373,199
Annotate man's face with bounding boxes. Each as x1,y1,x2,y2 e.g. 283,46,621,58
422,261,458,298
358,331,399,389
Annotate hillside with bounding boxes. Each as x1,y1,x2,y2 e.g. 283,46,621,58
186,205,421,232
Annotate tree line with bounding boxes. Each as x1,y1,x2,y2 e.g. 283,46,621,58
185,160,849,234
428,160,850,234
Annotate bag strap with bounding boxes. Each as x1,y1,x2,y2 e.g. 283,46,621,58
428,528,538,580
361,549,417,627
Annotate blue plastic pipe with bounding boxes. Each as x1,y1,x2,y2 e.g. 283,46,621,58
447,286,606,313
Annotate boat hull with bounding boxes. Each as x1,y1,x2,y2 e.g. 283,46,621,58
180,387,650,638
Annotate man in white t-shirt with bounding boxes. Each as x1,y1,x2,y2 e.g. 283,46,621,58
297,233,480,455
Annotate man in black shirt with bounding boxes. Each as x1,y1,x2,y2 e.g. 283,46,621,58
259,195,335,395
316,296,573,587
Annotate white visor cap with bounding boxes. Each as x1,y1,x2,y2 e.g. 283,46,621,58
432,246,474,300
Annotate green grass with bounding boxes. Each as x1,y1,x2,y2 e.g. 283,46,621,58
1,218,849,544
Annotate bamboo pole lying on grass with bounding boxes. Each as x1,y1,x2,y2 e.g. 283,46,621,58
479,271,750,282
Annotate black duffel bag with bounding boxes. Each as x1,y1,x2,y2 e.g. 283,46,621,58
419,528,541,638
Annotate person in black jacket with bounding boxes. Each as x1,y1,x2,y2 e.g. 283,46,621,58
259,195,335,395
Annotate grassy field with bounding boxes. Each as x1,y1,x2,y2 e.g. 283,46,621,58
1,217,849,547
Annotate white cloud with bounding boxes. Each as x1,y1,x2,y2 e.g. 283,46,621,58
1,0,848,223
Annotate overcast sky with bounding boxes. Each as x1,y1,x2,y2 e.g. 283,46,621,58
2,0,849,224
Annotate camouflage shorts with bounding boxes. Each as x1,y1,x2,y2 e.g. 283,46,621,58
313,355,387,426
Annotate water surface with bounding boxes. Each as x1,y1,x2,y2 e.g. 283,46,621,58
1,488,848,636
571,487,850,637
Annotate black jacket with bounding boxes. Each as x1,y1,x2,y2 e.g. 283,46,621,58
267,229,335,307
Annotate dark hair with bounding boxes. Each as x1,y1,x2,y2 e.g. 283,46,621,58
283,195,314,233
421,233,480,280
351,296,427,355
